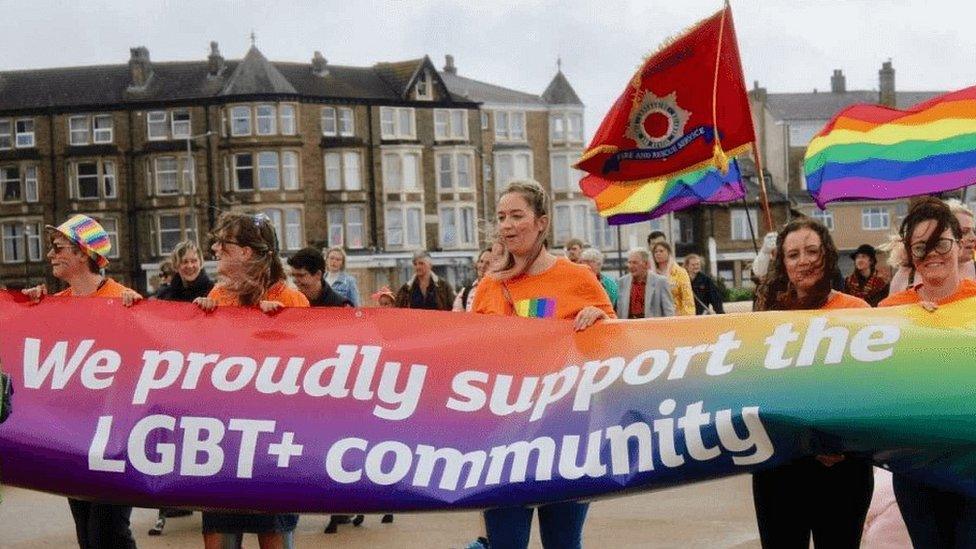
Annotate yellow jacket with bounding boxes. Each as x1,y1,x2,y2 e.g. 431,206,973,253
667,264,696,316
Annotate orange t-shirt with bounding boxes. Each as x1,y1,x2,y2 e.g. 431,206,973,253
55,277,131,298
820,291,870,310
473,257,616,320
879,277,976,307
208,280,310,308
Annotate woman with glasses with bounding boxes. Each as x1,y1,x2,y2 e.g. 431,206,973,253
879,197,976,548
752,217,874,549
194,212,307,549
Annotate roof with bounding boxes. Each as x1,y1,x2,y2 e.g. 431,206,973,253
541,70,582,105
440,71,546,106
765,90,945,121
220,46,296,96
0,47,478,112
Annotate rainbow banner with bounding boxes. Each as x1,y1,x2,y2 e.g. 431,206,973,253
0,291,975,512
804,86,976,207
581,160,745,225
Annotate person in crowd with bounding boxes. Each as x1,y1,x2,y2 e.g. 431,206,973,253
843,244,888,307
154,260,175,296
888,198,975,295
454,248,493,312
194,212,307,549
752,217,874,548
394,250,455,310
616,248,674,319
287,247,351,307
647,230,667,247
580,247,618,305
683,253,725,314
946,198,976,280
650,241,695,315
563,238,584,263
324,246,361,306
148,240,213,536
372,286,396,307
751,231,779,281
22,214,141,548
472,179,615,548
155,241,214,302
879,197,976,548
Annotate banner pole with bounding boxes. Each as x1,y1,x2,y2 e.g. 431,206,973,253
751,145,775,232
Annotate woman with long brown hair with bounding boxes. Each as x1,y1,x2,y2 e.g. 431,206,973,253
194,212,307,549
752,217,874,548
472,180,615,548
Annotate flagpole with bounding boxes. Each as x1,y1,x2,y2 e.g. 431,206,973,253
750,146,775,232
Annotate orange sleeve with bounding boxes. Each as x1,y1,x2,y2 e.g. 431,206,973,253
879,289,919,308
471,276,509,316
573,270,617,318
822,292,870,310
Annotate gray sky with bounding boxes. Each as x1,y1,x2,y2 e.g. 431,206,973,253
1,0,973,138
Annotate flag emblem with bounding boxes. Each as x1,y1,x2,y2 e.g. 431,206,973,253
626,91,691,149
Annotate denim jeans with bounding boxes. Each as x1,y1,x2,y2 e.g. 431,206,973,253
484,501,589,549
893,474,976,548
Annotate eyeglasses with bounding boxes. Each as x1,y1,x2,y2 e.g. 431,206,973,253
209,235,242,248
910,238,956,259
48,244,74,254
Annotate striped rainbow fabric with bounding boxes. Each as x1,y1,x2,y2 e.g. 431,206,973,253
804,86,976,207
580,160,745,225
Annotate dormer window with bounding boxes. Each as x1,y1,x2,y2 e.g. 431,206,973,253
416,70,432,100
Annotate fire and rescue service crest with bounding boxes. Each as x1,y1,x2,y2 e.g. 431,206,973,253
625,91,691,150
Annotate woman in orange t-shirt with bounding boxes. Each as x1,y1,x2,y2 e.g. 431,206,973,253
878,197,976,549
193,212,306,549
752,218,873,548
472,180,614,549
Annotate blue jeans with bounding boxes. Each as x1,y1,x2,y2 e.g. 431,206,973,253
893,474,976,548
484,502,589,549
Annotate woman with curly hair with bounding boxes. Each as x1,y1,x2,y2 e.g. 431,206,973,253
752,217,874,549
194,212,307,549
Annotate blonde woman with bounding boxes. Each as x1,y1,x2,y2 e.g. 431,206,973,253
324,246,360,306
651,241,695,315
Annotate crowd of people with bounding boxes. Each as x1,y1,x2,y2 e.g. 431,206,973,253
3,180,975,548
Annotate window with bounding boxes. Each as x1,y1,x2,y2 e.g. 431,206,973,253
321,108,337,135
231,151,300,191
436,150,474,191
590,209,617,249
382,149,422,192
811,208,834,230
155,157,180,195
380,107,416,139
2,220,42,263
731,208,759,241
567,113,583,142
494,151,533,193
327,204,366,249
550,153,584,192
24,166,38,202
439,204,477,248
257,151,280,190
481,112,489,130
256,104,277,136
0,120,11,149
148,156,193,196
553,202,591,246
155,212,197,255
260,207,304,250
338,108,354,136
70,115,114,145
494,110,526,141
862,207,890,230
69,116,90,145
385,204,424,248
416,70,432,100
14,119,34,148
434,109,468,140
279,104,296,136
70,160,116,199
231,106,252,136
1,166,21,203
147,111,169,140
171,110,191,138
551,112,583,144
550,115,565,143
324,151,363,191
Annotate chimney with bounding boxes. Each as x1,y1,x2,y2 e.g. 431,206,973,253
312,51,328,77
128,46,153,89
208,41,225,76
879,60,896,107
748,80,767,102
444,54,457,75
830,69,846,93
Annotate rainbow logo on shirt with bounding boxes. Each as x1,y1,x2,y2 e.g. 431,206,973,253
514,297,556,318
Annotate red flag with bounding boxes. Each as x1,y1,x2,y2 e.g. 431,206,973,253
575,5,755,181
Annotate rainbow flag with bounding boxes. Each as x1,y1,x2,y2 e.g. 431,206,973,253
580,160,745,225
804,86,976,207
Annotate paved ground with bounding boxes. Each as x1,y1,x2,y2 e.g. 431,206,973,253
0,476,761,548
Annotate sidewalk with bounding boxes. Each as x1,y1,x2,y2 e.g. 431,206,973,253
0,476,760,548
